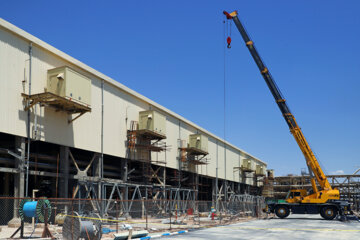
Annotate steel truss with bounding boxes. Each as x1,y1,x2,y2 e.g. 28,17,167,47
101,182,197,217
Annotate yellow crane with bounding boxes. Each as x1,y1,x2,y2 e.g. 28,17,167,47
223,10,353,220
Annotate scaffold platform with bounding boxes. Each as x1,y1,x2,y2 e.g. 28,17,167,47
21,92,91,123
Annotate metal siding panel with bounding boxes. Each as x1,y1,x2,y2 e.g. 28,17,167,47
226,147,237,182
103,85,149,158
0,27,31,138
0,18,266,166
103,82,125,157
217,142,225,180
0,23,266,182
161,114,180,169
206,137,217,178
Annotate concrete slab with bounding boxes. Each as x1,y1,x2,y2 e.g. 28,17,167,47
167,214,360,240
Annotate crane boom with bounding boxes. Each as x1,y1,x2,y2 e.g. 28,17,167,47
223,11,332,193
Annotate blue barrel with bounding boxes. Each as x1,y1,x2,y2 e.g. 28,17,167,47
23,201,38,218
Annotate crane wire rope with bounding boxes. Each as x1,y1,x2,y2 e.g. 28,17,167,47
223,17,232,190
223,17,232,141
223,18,226,145
223,18,227,187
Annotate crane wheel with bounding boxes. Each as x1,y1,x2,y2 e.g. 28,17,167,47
320,206,337,220
275,205,290,219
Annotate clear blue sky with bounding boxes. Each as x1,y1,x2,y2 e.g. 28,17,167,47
2,1,359,176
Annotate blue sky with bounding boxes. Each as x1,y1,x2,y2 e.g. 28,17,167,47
2,1,359,176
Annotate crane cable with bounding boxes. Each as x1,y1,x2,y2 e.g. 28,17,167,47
223,19,226,146
226,18,232,48
223,17,232,141
223,16,232,184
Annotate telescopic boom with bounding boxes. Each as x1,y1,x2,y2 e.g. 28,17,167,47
223,10,332,194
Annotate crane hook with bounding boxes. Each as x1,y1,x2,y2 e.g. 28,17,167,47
227,36,232,48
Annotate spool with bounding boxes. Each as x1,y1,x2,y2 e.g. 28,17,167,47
80,221,94,238
23,201,37,217
62,212,102,240
18,198,52,222
89,213,102,240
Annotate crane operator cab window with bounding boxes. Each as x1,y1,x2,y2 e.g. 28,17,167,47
286,191,301,199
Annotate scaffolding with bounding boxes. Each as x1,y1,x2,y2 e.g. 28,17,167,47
261,170,275,198
127,120,169,198
233,162,256,187
179,140,209,169
176,140,210,202
21,92,91,123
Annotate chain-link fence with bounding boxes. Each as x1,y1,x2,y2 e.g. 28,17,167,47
0,196,265,239
0,196,16,225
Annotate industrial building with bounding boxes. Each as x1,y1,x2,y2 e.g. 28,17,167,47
0,16,267,220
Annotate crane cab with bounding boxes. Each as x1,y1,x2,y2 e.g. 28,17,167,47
285,189,307,203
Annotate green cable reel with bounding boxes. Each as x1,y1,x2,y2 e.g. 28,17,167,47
18,198,52,222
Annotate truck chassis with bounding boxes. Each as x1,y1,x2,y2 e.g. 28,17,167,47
267,201,353,220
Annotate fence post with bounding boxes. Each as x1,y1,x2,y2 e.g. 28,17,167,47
169,202,172,230
219,202,222,225
145,199,148,230
198,201,200,227
71,190,75,240
116,199,119,233
142,197,145,219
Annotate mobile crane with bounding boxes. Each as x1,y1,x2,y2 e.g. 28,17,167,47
223,10,353,220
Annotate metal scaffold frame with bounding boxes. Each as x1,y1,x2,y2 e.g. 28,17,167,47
127,120,169,185
101,183,197,216
21,92,91,123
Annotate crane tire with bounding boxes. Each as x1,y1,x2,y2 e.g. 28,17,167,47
320,206,337,220
275,205,290,219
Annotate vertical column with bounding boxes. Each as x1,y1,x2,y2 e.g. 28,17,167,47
224,143,227,202
238,154,241,187
120,159,129,216
212,178,216,204
59,146,69,199
231,182,235,197
347,176,351,203
253,174,257,188
178,121,181,188
224,180,227,202
163,167,166,199
13,137,25,217
100,80,104,202
93,154,102,199
92,153,104,215
195,172,199,201
215,140,218,211
244,171,247,185
25,43,32,198
120,158,128,183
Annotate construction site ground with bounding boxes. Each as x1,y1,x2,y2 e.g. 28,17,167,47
0,214,256,239
168,214,360,240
